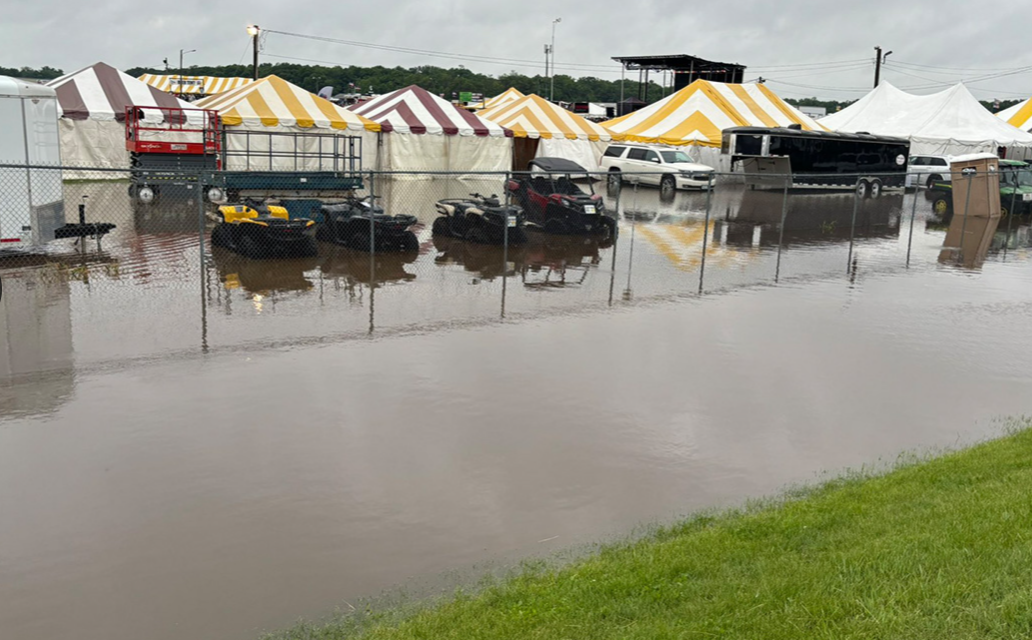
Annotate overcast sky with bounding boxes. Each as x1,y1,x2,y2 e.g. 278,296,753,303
6,0,1032,102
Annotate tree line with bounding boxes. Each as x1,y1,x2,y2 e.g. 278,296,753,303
124,62,668,104
1,65,64,80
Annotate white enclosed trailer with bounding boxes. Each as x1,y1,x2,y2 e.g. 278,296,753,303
0,76,64,247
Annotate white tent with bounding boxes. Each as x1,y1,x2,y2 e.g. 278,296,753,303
46,62,197,171
822,82,1032,157
349,84,512,176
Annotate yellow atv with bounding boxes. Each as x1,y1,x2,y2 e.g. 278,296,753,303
212,199,317,258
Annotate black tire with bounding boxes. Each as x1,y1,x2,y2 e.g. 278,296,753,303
660,174,676,197
211,224,232,248
400,231,419,252
544,219,567,235
855,180,869,198
599,216,618,239
505,227,528,245
1001,204,1010,217
432,216,451,237
315,224,332,242
351,230,373,252
239,232,263,258
464,226,491,245
607,169,622,192
297,237,318,257
869,179,882,198
927,174,942,189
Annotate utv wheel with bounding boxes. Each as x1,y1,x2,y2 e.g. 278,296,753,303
211,225,232,248
432,216,451,236
1001,204,1010,217
933,197,951,215
400,231,419,252
351,230,373,252
926,174,942,189
315,224,332,242
505,228,528,245
544,219,567,235
660,174,676,197
301,237,318,257
464,226,491,244
240,233,263,258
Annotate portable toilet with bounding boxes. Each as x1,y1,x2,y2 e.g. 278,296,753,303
949,153,1001,218
0,76,64,246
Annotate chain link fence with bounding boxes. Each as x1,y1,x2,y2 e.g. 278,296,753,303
2,161,1031,365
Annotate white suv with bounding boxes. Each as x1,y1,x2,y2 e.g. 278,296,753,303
907,155,952,188
600,143,716,193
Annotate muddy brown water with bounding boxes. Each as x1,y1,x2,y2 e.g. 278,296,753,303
1,180,1031,640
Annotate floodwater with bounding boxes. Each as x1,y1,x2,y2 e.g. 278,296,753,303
1,179,1032,640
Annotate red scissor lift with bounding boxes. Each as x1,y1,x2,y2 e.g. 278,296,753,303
125,105,365,207
125,105,223,204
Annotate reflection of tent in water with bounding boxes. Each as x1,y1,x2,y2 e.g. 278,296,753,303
939,214,1001,269
0,265,75,419
715,190,902,247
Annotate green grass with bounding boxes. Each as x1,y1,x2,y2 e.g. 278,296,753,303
269,420,1032,640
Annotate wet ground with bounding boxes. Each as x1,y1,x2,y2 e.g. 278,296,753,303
1,179,1031,639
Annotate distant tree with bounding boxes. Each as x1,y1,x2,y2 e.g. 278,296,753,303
0,65,64,80
785,97,856,113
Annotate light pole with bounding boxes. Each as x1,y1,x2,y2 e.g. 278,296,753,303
247,25,260,80
550,17,561,102
178,49,196,96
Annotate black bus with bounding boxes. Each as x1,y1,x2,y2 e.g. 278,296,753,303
722,125,910,196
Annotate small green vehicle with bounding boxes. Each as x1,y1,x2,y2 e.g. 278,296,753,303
929,159,1032,216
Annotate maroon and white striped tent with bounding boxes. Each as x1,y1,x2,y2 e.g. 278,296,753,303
350,85,511,137
48,62,193,121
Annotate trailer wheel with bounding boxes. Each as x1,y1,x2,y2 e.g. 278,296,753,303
855,180,869,198
869,179,882,198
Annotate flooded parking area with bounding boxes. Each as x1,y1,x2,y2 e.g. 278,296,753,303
1,178,1032,640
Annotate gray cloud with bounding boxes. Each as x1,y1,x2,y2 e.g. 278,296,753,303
5,0,1032,101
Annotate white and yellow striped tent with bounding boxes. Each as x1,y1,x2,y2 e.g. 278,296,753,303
196,75,380,131
602,80,827,148
138,74,253,96
996,98,1032,132
468,87,525,111
479,94,616,171
195,75,380,170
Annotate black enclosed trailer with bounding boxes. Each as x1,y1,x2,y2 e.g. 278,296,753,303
722,126,910,196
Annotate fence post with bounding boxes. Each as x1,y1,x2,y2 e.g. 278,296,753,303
368,170,376,334
502,171,510,319
697,180,714,295
1003,172,1018,261
196,171,209,352
607,171,619,307
623,182,638,301
846,177,861,274
958,171,974,263
905,173,919,268
774,174,790,283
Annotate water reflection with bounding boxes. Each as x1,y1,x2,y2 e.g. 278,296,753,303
939,213,1002,270
211,247,320,294
0,264,75,420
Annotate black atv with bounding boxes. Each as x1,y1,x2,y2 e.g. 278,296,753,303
317,195,420,252
432,193,527,244
211,199,317,258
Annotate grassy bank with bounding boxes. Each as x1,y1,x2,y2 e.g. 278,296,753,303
273,422,1032,639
